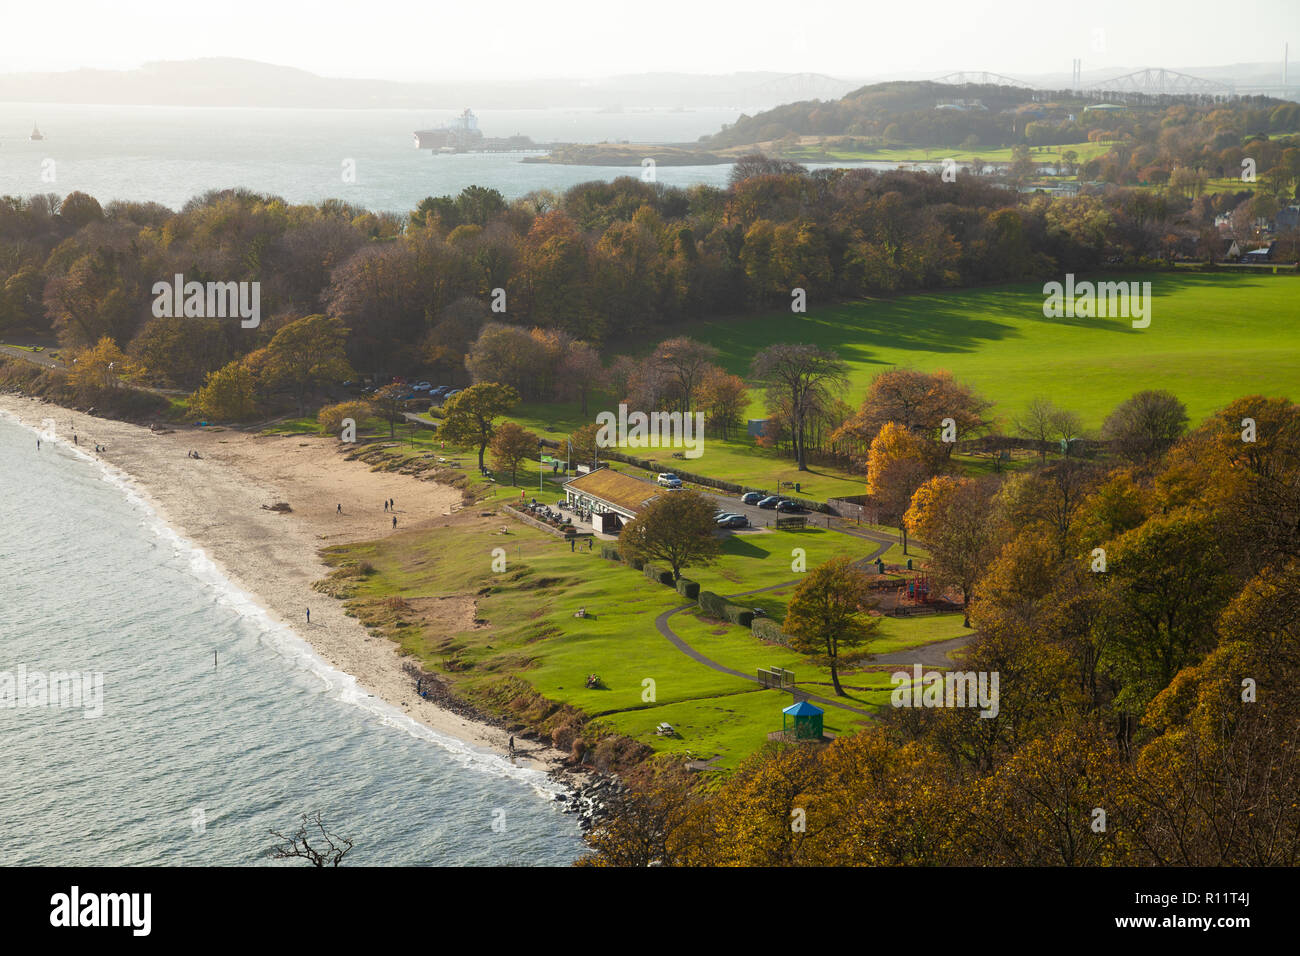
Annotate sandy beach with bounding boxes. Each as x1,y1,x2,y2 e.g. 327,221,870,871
0,394,575,778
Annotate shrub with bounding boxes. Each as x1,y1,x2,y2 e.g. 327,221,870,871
628,555,645,571
656,569,674,586
675,577,700,600
724,605,755,628
752,617,792,646
600,544,620,562
698,590,728,619
318,400,372,434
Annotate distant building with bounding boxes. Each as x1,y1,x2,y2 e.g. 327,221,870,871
1242,241,1276,263
1276,205,1300,232
1223,238,1242,260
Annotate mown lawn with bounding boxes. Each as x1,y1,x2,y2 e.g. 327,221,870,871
685,271,1300,430
319,506,955,767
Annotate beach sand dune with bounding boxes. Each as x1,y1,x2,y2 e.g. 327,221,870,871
0,396,570,775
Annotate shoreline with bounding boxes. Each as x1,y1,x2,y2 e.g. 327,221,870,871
0,394,588,796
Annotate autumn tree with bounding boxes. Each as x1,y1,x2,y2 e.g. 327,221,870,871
67,336,127,399
784,555,880,696
490,421,540,485
750,343,848,470
866,422,933,551
438,382,520,470
696,365,749,440
189,359,258,421
618,488,722,580
905,476,1001,626
835,368,993,458
263,314,354,416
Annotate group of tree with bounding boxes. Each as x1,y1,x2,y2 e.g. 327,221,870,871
582,390,1300,865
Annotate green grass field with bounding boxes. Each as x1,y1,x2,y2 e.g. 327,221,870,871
778,140,1116,166
687,271,1300,430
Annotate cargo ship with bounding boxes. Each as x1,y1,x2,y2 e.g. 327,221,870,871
412,109,536,153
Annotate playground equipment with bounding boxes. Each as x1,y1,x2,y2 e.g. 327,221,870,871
898,572,933,605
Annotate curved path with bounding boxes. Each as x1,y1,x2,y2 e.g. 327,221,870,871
651,529,979,718
652,532,899,718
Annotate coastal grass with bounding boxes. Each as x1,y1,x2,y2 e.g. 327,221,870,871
318,512,953,766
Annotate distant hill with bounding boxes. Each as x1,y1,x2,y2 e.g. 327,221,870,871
0,58,856,111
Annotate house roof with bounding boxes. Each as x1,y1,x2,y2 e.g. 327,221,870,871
565,468,662,514
783,700,825,717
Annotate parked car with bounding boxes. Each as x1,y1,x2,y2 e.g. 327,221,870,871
757,495,782,509
741,492,763,505
444,389,462,399
412,382,432,392
657,473,683,488
718,514,749,528
714,512,741,522
775,500,805,513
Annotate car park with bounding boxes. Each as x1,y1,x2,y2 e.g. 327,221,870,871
741,492,763,505
757,495,782,509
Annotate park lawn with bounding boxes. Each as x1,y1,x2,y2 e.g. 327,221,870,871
685,271,1300,431
686,527,876,594
320,513,881,763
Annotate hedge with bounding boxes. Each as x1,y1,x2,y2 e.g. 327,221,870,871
698,590,728,619
642,564,672,586
628,555,645,571
725,605,755,628
675,577,700,600
599,544,620,562
751,617,793,646
698,589,753,626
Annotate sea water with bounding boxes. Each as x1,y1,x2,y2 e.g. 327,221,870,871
0,413,586,865
0,103,895,212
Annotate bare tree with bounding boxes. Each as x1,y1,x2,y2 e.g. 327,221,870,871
268,811,355,867
751,343,848,471
1015,397,1084,462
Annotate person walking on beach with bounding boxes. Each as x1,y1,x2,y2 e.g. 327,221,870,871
36,439,40,450
384,500,388,512
392,515,397,529
337,503,342,515
306,608,311,624
509,735,515,755
73,434,77,446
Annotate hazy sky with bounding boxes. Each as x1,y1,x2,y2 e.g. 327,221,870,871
3,0,1297,81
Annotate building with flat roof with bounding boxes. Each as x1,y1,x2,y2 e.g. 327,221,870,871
564,468,662,534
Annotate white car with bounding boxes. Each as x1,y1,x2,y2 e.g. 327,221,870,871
656,473,683,488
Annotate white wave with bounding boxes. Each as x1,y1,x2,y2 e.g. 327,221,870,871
0,408,569,802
